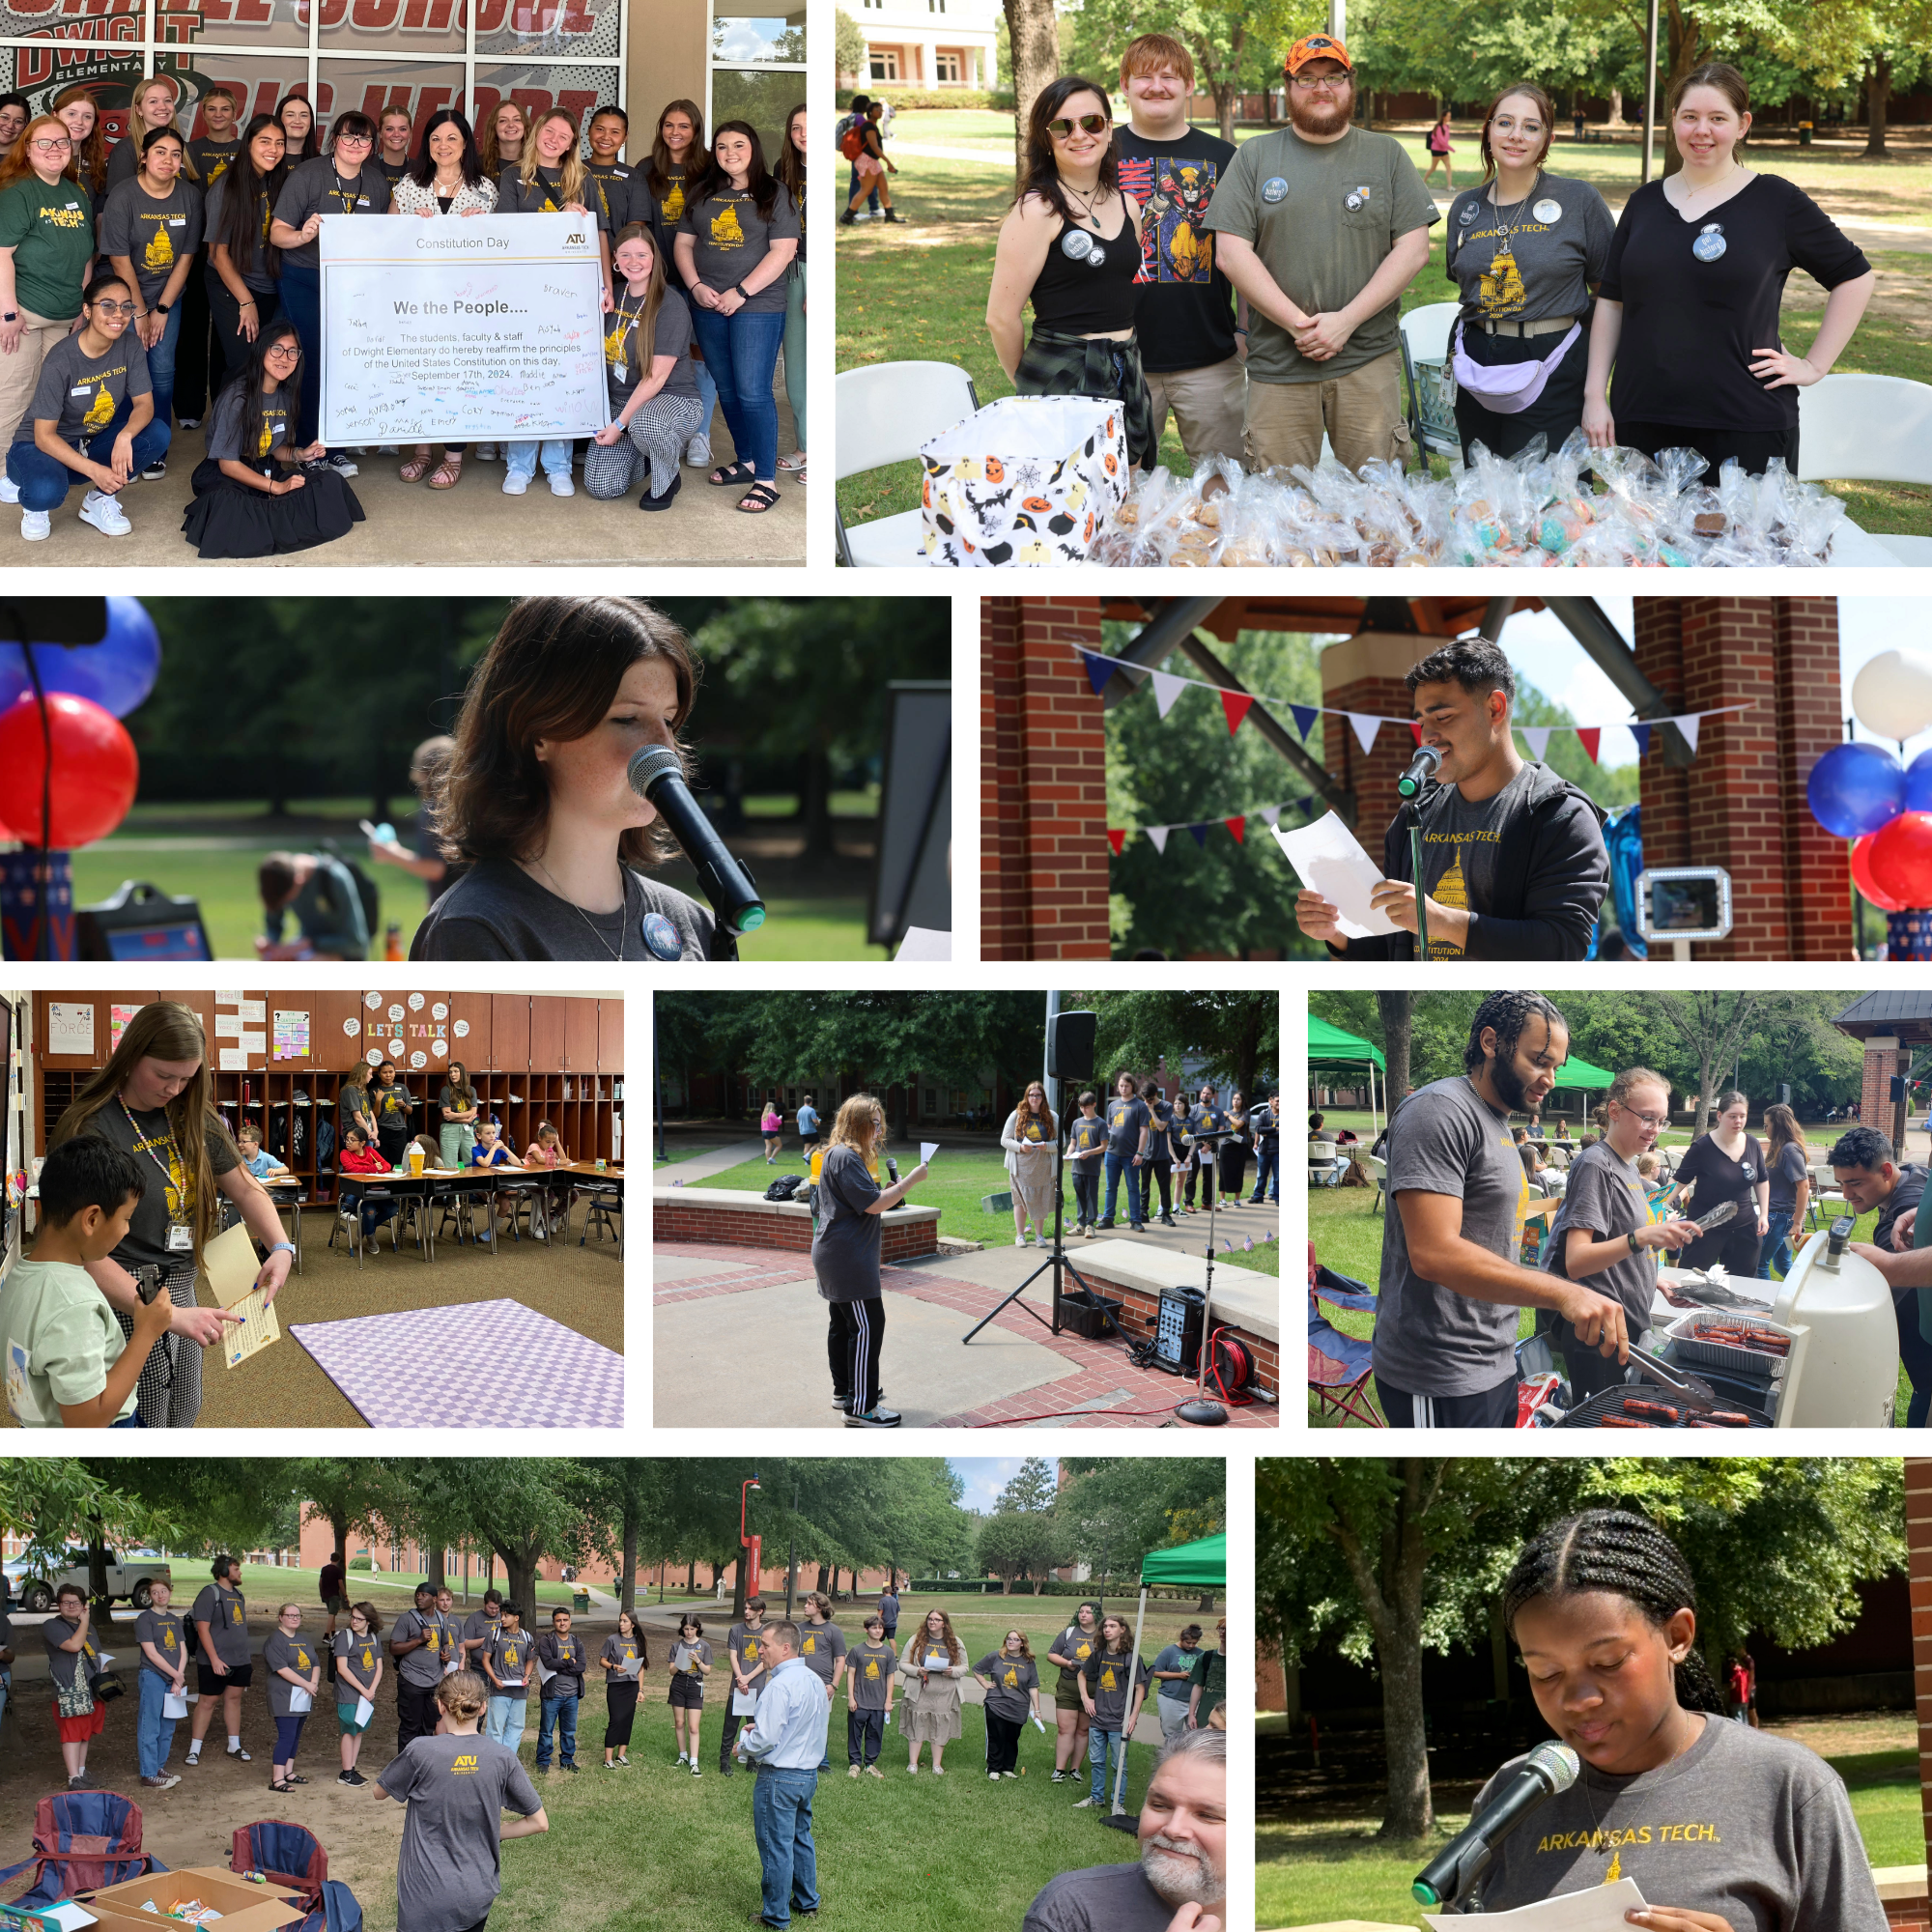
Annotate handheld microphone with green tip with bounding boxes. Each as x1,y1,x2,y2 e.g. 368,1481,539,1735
1410,1740,1579,1908
628,744,767,936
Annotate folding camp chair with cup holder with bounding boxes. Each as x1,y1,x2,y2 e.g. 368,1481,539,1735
0,1790,165,1908
1308,1247,1383,1427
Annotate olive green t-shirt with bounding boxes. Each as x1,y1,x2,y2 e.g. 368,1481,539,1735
1204,123,1437,384
0,174,95,325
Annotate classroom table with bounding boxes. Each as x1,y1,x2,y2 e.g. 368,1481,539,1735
552,1162,625,1253
335,1167,552,1265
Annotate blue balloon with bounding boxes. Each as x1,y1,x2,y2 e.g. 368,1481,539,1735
1906,750,1932,815
1808,741,1906,838
0,597,160,720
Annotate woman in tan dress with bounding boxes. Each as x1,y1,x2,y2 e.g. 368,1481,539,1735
899,1606,968,1775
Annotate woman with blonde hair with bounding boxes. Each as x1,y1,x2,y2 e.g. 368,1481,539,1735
106,75,187,191
899,1605,967,1775
811,1092,928,1430
50,1000,293,1428
1001,1078,1058,1248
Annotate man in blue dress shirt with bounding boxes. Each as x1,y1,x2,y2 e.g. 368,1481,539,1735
739,1621,830,1929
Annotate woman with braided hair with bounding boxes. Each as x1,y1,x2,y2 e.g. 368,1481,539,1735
1464,1509,1886,1928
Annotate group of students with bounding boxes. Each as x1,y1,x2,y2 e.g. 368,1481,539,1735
984,31,1876,484
0,82,807,551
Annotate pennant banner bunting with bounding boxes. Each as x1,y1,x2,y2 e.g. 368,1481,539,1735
1106,828,1126,856
1220,691,1255,737
1350,713,1381,756
1679,713,1702,756
1082,653,1117,698
1629,724,1651,759
1291,703,1320,741
1225,816,1246,844
1146,826,1170,856
1188,824,1209,849
1576,728,1601,766
1521,725,1552,761
1151,670,1187,720
1113,794,1320,857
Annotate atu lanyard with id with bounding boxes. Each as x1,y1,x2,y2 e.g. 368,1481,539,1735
608,298,642,386
122,1096,192,1257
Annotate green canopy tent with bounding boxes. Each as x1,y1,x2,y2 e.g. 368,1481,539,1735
1308,1013,1388,1137
1110,1530,1227,1820
1547,1055,1614,1128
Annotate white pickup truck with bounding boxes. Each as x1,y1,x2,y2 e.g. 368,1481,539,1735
6,1548,174,1613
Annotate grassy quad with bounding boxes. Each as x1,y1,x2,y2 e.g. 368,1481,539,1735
838,119,1932,540
1257,1713,1917,1928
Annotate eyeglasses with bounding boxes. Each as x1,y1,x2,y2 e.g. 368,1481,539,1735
91,299,136,316
1046,113,1110,137
264,342,300,360
334,133,373,148
1291,73,1349,90
28,136,72,153
1612,1101,1669,1128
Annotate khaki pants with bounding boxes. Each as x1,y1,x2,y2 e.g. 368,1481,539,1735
1144,355,1246,468
0,309,70,448
1244,347,1411,475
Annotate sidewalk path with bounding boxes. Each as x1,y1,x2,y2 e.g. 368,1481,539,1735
656,1139,768,1182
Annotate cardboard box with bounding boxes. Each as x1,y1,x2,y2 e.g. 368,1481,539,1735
0,1902,98,1932
86,1868,305,1932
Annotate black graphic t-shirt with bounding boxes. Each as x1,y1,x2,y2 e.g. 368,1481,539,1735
1113,124,1237,373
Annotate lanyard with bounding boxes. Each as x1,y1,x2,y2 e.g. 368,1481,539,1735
120,1096,185,1202
327,175,363,214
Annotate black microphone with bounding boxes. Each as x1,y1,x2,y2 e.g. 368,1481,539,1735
1396,742,1442,800
628,745,766,938
1411,1741,1579,1909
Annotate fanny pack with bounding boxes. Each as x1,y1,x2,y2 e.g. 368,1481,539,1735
1450,317,1581,414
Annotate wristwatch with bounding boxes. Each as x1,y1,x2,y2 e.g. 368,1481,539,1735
1,311,15,323
734,281,751,300
1626,1229,1642,1255
270,1241,296,1258
156,301,172,314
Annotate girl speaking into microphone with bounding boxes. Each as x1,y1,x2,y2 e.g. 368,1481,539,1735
1463,1509,1885,1929
410,596,736,962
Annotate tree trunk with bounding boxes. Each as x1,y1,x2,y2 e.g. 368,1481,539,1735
1002,0,1060,183
732,1552,751,1626
800,746,836,860
1213,79,1236,145
1863,56,1890,157
427,1545,447,1591
815,1563,831,1593
1377,992,1412,1115
1606,86,1624,127
687,1559,697,1592
620,1518,638,1614
503,1552,541,1619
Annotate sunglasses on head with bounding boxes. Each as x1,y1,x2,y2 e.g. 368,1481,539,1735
1047,112,1110,137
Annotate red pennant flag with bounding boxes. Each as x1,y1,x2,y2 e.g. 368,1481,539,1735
1225,816,1246,844
1106,829,1126,856
1576,728,1601,765
1409,721,1423,746
1220,691,1254,736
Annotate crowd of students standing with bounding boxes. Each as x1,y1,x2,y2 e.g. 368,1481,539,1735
0,80,807,553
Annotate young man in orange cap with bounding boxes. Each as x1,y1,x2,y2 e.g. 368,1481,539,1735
1204,33,1436,473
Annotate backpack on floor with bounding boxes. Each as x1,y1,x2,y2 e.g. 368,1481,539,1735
764,1174,804,1202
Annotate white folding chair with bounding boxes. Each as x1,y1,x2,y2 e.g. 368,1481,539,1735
836,359,980,567
1399,300,1461,464
1797,373,1932,565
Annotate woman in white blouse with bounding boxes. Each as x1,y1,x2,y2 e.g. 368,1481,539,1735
1000,1078,1059,1248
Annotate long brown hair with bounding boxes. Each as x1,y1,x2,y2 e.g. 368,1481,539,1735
1478,82,1556,181
829,1093,878,1154
1669,59,1750,124
479,99,526,178
610,220,668,376
435,596,699,869
1015,76,1119,231
1763,1102,1804,1164
774,100,805,201
0,116,74,196
646,97,705,201
517,107,586,206
443,1059,476,1107
52,1001,235,1260
1014,1080,1055,1140
54,88,107,197
914,1606,963,1664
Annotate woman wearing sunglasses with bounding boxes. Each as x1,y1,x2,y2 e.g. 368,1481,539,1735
986,76,1152,469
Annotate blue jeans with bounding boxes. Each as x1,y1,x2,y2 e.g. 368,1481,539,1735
507,437,570,481
782,266,805,450
1250,1141,1279,1202
486,1693,526,1750
1758,1208,1796,1280
537,1691,578,1766
752,1765,820,1926
275,261,324,445
137,1667,179,1777
1071,1163,1099,1227
689,304,785,481
1102,1151,1141,1226
8,400,171,511
1088,1724,1124,1803
140,300,182,432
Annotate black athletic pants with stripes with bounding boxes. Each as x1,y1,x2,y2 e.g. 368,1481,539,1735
828,1296,886,1414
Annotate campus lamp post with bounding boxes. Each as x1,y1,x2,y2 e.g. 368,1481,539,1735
740,1477,762,1616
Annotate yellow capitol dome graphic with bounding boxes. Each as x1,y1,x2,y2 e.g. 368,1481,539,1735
1434,850,1469,911
1481,250,1525,315
143,225,174,272
81,384,114,431
710,203,743,245
663,183,684,218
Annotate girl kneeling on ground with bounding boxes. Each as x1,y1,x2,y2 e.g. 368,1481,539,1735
587,222,705,512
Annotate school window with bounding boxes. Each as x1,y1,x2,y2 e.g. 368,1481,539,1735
868,47,898,81
709,7,804,163
934,50,959,80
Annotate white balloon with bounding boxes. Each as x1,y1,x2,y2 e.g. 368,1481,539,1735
1853,649,1932,740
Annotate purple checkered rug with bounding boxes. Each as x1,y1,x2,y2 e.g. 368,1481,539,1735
291,1299,625,1428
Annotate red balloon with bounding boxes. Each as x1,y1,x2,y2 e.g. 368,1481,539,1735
1853,832,1912,912
1866,810,1932,912
0,692,139,847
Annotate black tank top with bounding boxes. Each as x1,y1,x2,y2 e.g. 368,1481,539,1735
1027,196,1142,336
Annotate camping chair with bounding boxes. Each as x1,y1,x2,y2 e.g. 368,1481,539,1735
1307,1140,1344,1187
293,1881,364,1932
231,1820,327,1913
1398,301,1461,464
1797,373,1932,564
0,1790,166,1907
835,360,980,567
1807,1165,1846,1231
1308,1245,1383,1427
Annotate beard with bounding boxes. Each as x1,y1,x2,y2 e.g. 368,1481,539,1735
1489,1051,1535,1114
1289,87,1352,136
1142,1836,1224,1908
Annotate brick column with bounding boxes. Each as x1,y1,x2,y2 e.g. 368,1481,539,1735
1775,598,1856,958
1319,629,1434,849
1862,1038,1905,1147
1907,1460,1932,1888
979,597,1112,960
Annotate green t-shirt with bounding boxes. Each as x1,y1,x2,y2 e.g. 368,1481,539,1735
0,173,95,324
1188,1646,1226,1722
1204,123,1437,384
1,1256,131,1425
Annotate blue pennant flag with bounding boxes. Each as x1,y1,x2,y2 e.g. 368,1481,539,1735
1082,651,1117,698
1629,724,1652,758
1290,704,1320,740
1188,824,1209,848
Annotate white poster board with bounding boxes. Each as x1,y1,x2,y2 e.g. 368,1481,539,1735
319,213,608,445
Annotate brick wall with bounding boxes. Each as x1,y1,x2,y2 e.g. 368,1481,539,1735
980,597,1112,959
1887,1895,1931,1932
653,1199,939,1262
1072,1268,1279,1397
1906,1460,1932,1877
1862,1043,1906,1150
1633,597,1853,960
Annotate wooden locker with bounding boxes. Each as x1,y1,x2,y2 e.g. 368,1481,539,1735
598,999,626,1073
562,999,598,1073
491,995,530,1072
36,994,114,1070
313,990,365,1071
449,994,493,1071
528,998,566,1075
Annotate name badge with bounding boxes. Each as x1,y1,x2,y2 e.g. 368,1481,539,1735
1532,197,1562,223
611,361,626,383
71,385,90,397
168,215,186,227
166,1223,193,1253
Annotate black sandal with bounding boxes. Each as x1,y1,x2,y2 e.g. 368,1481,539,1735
709,460,754,488
736,481,781,514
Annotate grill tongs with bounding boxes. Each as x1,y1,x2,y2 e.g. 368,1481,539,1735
1625,1341,1717,1404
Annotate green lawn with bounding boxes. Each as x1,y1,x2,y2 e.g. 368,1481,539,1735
1257,1731,1918,1928
655,1146,722,1169
229,1563,580,1607
839,126,1932,539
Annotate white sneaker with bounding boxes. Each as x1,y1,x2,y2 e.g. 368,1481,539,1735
502,470,529,496
477,442,497,461
79,491,130,535
19,508,48,541
684,434,712,467
0,473,19,503
548,471,575,497
1014,1235,1026,1247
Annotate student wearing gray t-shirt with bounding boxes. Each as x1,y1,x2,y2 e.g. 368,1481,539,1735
586,222,704,510
1542,1068,1702,1402
97,129,201,442
843,1617,895,1774
673,122,800,515
599,1610,647,1768
1375,990,1628,1428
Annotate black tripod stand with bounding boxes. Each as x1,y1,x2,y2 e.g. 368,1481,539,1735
1177,1129,1238,1425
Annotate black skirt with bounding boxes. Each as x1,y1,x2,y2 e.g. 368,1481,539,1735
1453,319,1589,462
181,456,364,559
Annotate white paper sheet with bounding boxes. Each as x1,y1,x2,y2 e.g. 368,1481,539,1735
239,999,267,1022
895,925,952,961
1271,812,1399,939
162,1688,188,1719
289,1686,313,1713
1423,1878,1647,1930
355,1695,375,1727
920,1143,940,1165
218,1048,247,1070
47,1002,95,1055
732,1687,758,1716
